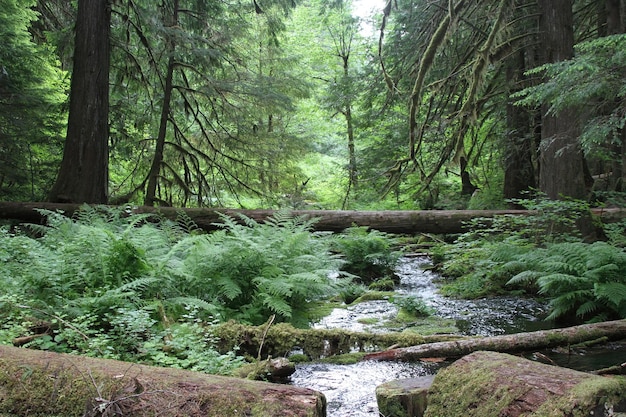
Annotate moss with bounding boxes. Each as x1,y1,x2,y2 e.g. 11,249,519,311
0,360,127,416
425,357,519,417
0,345,325,417
368,279,396,291
318,352,367,365
425,352,626,417
357,317,380,325
534,375,626,417
351,291,395,303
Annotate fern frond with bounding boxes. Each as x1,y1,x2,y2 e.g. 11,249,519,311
258,293,292,318
536,273,589,295
575,300,600,318
506,270,542,286
594,282,626,307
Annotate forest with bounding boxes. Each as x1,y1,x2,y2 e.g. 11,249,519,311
1,0,626,415
2,0,625,209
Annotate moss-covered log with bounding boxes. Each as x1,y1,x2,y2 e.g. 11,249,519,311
1,201,624,234
364,319,626,362
214,321,463,360
0,345,325,417
424,351,626,417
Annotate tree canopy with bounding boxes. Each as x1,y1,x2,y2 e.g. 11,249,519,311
1,0,625,210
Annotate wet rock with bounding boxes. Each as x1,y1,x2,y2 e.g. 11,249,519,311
233,357,296,382
375,375,434,417
424,351,626,417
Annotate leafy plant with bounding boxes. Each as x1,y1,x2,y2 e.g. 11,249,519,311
391,295,433,318
0,206,354,372
331,226,402,283
506,242,626,323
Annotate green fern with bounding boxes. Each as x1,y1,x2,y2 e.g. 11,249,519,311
506,242,626,322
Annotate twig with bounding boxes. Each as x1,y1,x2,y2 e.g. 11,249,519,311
257,314,275,361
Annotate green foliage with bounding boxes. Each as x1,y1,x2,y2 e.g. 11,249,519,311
434,194,588,298
461,193,589,245
0,0,67,201
338,282,368,304
506,242,626,323
330,226,402,283
182,211,347,326
0,206,357,370
514,34,626,161
437,241,533,298
391,295,433,318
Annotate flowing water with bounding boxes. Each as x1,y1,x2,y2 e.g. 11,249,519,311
290,256,553,417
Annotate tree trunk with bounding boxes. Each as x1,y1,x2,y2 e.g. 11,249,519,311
503,48,536,203
537,1,587,201
47,0,110,204
363,319,626,362
0,345,326,417
145,0,178,206
1,202,625,235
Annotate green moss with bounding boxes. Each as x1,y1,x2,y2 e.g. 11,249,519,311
534,375,626,417
357,317,380,325
424,358,518,417
352,291,395,303
318,352,367,365
0,360,122,417
368,279,396,291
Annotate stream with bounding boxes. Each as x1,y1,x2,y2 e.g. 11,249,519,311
289,256,553,417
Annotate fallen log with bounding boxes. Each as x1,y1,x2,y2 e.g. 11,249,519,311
363,319,626,362
1,201,624,234
0,345,326,417
214,321,464,360
424,351,626,417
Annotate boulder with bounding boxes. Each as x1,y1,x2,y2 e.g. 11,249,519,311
376,375,434,417
0,345,326,417
424,351,626,417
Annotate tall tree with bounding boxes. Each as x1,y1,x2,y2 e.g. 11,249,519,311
48,0,111,203
537,0,587,200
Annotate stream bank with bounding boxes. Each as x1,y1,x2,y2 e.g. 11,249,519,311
290,256,552,417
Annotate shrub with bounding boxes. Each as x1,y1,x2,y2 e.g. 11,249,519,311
391,295,433,317
331,226,402,283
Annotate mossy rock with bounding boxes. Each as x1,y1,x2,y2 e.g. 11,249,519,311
424,351,626,417
376,376,434,417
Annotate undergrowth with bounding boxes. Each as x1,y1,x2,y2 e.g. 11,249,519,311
433,193,626,323
0,206,376,373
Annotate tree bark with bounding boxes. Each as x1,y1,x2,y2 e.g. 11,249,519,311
503,47,537,203
537,1,587,201
145,0,178,207
47,0,110,204
363,319,626,362
1,202,625,235
0,345,326,417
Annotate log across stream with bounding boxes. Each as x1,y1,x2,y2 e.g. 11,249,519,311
281,257,626,417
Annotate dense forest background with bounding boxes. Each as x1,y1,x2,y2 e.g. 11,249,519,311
1,0,625,210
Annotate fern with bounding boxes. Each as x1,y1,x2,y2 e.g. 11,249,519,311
506,242,626,322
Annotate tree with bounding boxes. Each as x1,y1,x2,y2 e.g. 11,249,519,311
48,0,111,204
321,2,360,207
536,0,588,201
0,0,65,201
